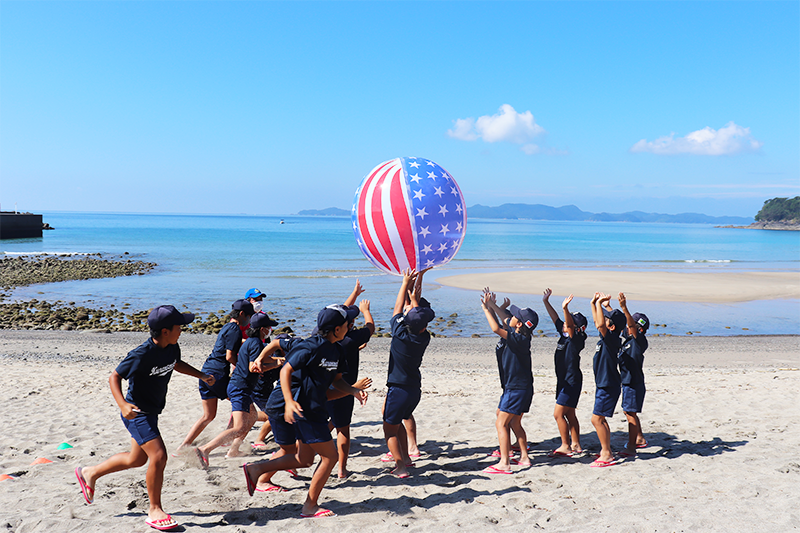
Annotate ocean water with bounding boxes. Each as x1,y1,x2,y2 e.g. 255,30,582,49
2,212,799,337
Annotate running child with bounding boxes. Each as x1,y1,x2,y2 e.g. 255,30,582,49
542,288,588,457
480,289,537,473
383,269,434,479
327,280,374,478
243,305,368,518
617,292,649,455
177,299,253,455
195,311,282,466
75,305,215,532
589,292,625,467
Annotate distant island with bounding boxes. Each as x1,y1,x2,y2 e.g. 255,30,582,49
718,196,800,231
298,204,753,225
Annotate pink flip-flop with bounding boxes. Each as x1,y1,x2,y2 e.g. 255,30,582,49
242,464,256,496
255,484,286,493
74,467,94,504
482,465,513,474
300,508,336,518
590,459,617,468
547,450,573,458
145,515,179,531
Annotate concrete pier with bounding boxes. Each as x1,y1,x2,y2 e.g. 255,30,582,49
0,212,44,239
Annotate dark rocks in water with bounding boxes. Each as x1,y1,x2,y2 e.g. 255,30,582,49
0,255,156,288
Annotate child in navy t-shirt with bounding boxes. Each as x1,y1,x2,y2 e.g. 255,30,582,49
542,289,587,457
589,292,625,468
480,288,537,474
74,306,213,531
618,292,649,455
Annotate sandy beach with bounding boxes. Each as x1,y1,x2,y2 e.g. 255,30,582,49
1,330,798,532
437,270,800,303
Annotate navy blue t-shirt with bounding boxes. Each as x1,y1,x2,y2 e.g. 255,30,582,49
496,322,533,390
115,338,181,415
593,329,622,389
554,318,586,391
338,327,372,385
619,333,648,386
202,322,242,377
268,335,344,423
229,336,264,394
387,313,431,389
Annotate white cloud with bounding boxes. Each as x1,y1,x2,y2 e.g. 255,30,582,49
630,121,763,155
448,104,546,149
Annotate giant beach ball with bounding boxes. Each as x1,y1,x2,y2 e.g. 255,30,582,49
352,157,467,275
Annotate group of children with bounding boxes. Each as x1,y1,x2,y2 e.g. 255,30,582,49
480,287,649,472
75,274,648,529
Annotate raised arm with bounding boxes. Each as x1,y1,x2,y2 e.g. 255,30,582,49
590,292,606,335
481,291,508,339
393,269,417,316
562,294,576,338
618,292,638,338
542,288,560,327
359,299,375,335
344,279,365,307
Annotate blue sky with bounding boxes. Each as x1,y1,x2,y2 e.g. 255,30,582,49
1,1,798,218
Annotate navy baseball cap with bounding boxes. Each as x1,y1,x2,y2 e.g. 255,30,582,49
148,305,195,331
632,312,650,332
572,312,588,330
602,308,626,331
249,311,278,329
344,304,360,322
232,299,255,315
509,305,539,330
245,288,264,300
317,304,349,332
405,306,435,333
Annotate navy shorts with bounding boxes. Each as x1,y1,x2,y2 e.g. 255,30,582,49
497,387,533,416
268,414,297,447
327,395,355,429
556,384,581,408
121,413,160,446
384,385,421,425
199,373,230,401
293,418,333,444
621,383,646,413
252,394,268,412
593,386,620,418
228,388,253,413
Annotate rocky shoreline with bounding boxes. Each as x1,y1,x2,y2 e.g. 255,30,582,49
716,221,800,231
0,254,156,289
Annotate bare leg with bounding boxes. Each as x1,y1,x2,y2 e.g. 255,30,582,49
508,414,529,465
591,414,614,462
227,405,258,457
178,398,218,452
403,415,419,456
198,409,253,464
565,407,582,453
492,411,514,471
301,441,338,517
255,411,272,445
553,404,573,454
254,444,297,490
334,426,351,478
383,421,410,477
624,411,642,453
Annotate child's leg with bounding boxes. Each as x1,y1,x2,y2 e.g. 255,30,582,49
227,405,258,457
508,414,530,465
334,425,351,478
564,407,582,453
198,409,251,462
178,398,218,451
301,441,338,517
493,411,515,471
553,404,572,454
591,414,613,462
254,444,297,489
383,421,410,477
624,411,643,452
256,415,272,445
81,437,148,496
403,415,420,456
139,437,171,523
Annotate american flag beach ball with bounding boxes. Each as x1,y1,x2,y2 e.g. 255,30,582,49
352,157,467,275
